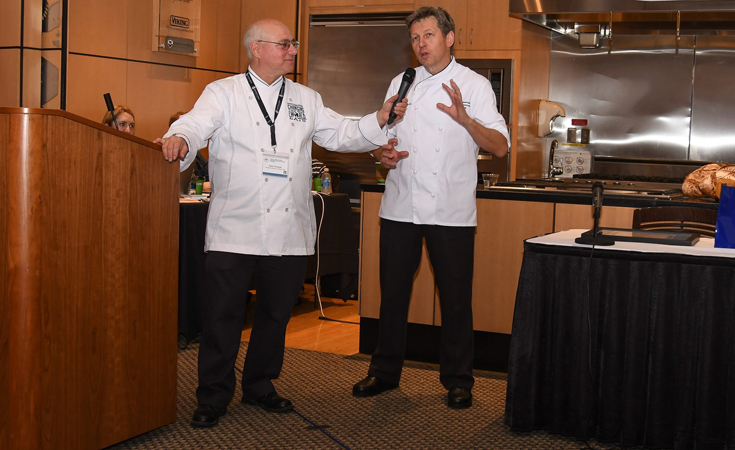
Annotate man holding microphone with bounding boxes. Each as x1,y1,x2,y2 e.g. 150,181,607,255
353,6,510,409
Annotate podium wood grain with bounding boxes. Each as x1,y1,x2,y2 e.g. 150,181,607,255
1,108,179,450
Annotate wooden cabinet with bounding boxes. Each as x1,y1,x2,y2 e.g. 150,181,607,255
358,191,436,325
466,199,553,333
554,203,635,232
416,0,521,51
358,193,554,334
309,0,413,8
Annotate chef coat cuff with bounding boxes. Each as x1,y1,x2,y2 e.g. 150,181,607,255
165,132,195,172
358,113,389,147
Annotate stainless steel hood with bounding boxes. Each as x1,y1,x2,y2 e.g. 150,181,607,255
510,0,735,35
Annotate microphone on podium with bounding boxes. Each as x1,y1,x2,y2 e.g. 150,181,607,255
387,68,416,125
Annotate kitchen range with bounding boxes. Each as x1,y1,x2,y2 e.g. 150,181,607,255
498,175,685,199
494,155,719,201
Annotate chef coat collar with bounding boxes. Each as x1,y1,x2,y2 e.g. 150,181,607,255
416,56,456,85
246,66,285,88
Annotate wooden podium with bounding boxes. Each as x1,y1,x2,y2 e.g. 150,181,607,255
0,108,179,450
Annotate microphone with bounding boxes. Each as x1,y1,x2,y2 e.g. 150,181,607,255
387,68,416,125
592,181,604,219
103,93,119,130
575,181,613,245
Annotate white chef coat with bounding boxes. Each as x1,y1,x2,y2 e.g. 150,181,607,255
379,57,510,226
166,68,387,256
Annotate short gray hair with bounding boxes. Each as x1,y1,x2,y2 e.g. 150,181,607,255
243,22,266,60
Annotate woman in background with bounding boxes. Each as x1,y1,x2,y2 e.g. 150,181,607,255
102,105,136,135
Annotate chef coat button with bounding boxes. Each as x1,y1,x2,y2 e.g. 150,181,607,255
267,208,270,213
249,96,253,100
438,126,443,131
414,105,419,110
433,171,437,175
413,126,418,131
285,207,289,212
431,193,435,198
413,149,417,153
290,148,294,152
289,98,292,101
261,148,265,152
291,123,295,127
435,148,440,152
289,177,292,181
413,169,418,174
256,122,260,126
265,178,269,182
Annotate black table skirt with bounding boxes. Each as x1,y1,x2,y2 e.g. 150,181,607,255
505,241,735,449
178,202,208,343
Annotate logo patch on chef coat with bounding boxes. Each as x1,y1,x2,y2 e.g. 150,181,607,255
288,103,306,122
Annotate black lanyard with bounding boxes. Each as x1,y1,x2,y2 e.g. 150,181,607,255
246,71,285,150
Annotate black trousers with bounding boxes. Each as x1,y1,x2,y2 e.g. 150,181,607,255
196,251,307,409
368,219,476,390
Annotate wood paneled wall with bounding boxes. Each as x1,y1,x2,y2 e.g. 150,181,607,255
0,0,299,141
0,49,20,107
64,0,300,140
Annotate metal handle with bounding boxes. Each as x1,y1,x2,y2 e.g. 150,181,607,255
458,28,462,45
470,28,473,45
548,140,563,178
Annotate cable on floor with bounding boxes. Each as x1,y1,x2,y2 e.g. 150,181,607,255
234,365,354,449
313,192,358,325
293,409,354,450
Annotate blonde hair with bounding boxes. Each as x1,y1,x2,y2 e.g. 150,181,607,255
101,105,135,127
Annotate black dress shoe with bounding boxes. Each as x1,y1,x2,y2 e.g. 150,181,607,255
190,404,226,428
447,387,472,409
352,376,398,397
243,391,294,413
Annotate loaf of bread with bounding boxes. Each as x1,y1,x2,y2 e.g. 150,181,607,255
682,163,720,198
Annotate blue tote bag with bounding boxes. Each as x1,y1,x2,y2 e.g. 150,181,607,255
715,185,735,248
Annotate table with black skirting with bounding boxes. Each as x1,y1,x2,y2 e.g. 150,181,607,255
504,230,735,449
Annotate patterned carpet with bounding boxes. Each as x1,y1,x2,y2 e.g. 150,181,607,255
105,343,623,450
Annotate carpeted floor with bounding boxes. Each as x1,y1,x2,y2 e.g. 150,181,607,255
106,343,623,450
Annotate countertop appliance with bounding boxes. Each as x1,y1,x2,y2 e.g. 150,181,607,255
502,176,684,197
502,156,716,200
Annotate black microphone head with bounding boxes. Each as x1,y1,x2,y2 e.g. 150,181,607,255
402,67,416,82
103,93,115,112
592,181,604,196
387,68,417,125
592,181,604,212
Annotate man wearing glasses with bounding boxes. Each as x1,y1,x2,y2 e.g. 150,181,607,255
157,18,406,428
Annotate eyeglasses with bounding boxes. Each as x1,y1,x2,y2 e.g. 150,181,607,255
257,39,300,51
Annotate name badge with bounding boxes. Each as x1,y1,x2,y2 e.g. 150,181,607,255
262,153,289,177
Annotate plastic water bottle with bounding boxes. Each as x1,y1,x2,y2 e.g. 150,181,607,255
321,168,332,195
